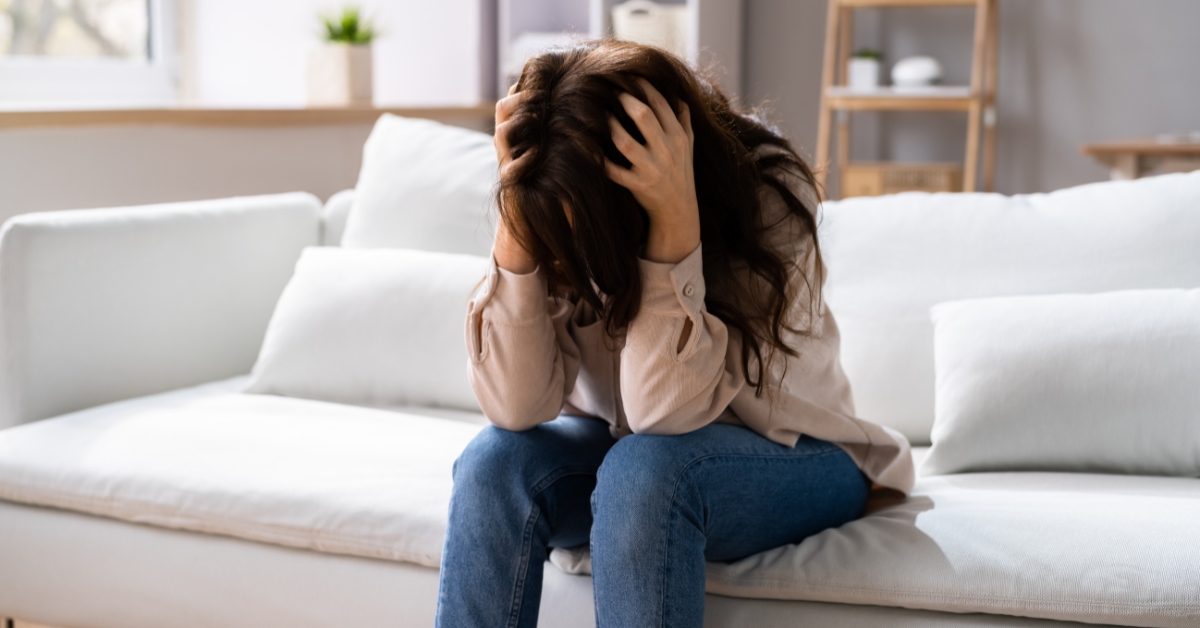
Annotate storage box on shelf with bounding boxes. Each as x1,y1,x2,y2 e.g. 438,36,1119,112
840,161,962,197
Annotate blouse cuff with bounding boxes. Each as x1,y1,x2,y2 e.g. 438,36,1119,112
637,243,705,318
476,257,549,325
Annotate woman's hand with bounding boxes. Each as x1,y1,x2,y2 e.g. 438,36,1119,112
605,79,700,264
493,84,538,275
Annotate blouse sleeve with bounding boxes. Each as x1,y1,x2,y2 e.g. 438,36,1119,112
618,244,744,434
465,259,581,431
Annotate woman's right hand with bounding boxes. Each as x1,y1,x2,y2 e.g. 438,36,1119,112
493,84,538,275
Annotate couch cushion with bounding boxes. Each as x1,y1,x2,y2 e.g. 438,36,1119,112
2,384,1196,627
925,288,1200,477
0,377,485,568
245,247,489,412
341,114,497,255
820,171,1200,444
706,472,1200,628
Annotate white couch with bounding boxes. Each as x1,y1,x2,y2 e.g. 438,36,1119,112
1,144,1199,626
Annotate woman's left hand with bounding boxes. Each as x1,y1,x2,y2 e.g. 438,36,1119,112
606,79,700,264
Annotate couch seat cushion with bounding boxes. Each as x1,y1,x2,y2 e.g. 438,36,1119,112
0,378,484,568
2,383,1196,627
706,472,1200,628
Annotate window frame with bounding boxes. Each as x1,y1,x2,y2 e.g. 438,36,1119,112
0,0,178,107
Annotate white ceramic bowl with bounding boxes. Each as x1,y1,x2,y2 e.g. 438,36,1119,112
891,56,943,87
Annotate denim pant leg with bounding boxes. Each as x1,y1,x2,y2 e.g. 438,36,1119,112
435,416,615,628
590,424,871,628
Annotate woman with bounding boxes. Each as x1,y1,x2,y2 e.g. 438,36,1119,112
437,40,913,628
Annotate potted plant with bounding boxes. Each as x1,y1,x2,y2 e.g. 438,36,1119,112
847,48,882,92
307,6,378,107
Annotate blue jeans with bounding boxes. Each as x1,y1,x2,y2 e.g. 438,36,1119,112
435,416,870,628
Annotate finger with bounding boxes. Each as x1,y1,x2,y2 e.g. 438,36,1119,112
677,101,694,147
609,115,652,168
637,78,684,139
604,158,638,190
501,147,535,177
494,120,513,163
618,92,667,154
508,83,518,96
495,90,529,125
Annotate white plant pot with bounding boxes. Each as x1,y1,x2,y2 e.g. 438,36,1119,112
847,58,881,92
307,43,373,107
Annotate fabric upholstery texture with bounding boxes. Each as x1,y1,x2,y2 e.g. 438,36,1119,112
0,193,320,430
341,114,497,255
319,189,355,246
705,472,1200,628
1,380,1196,627
245,247,488,412
0,501,1108,628
925,289,1200,476
820,171,1200,444
0,378,482,568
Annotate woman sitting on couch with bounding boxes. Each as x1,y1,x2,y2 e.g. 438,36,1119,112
437,39,913,628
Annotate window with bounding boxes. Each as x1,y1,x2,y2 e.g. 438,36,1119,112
0,0,177,106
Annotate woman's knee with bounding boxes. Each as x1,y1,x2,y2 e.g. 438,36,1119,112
454,419,610,492
453,425,543,487
592,434,698,527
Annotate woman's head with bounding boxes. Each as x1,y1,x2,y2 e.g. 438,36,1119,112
499,39,822,393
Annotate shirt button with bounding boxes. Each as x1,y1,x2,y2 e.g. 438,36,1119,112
683,284,695,297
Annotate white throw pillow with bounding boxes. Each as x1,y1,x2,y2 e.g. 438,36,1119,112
820,171,1200,444
245,247,488,412
923,288,1200,477
341,114,498,256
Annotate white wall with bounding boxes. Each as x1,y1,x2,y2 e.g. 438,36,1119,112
743,0,1200,195
188,0,494,106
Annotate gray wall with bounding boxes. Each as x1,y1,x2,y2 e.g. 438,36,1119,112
743,0,1200,195
0,125,371,217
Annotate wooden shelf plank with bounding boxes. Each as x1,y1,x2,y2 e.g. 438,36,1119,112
838,0,977,7
825,87,974,111
827,86,971,98
0,105,496,130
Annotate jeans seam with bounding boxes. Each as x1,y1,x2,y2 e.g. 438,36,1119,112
506,465,599,628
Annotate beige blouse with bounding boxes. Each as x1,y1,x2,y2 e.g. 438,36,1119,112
464,162,914,494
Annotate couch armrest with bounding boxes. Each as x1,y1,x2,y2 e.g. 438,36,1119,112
0,193,320,429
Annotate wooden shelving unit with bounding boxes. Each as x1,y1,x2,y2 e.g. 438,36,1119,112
815,0,997,197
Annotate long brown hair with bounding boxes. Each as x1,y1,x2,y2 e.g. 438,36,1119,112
499,39,823,395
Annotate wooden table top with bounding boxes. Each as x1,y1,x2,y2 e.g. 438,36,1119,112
1081,137,1200,156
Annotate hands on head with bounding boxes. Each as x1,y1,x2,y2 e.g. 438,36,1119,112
492,84,539,274
605,79,700,264
491,79,701,275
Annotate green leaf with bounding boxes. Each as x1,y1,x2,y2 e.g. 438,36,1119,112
318,5,378,44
